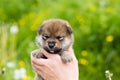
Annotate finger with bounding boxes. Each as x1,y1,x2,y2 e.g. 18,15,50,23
41,49,60,59
64,48,74,56
68,48,78,63
33,62,47,79
31,63,38,73
64,47,77,61
32,62,43,72
36,70,45,80
68,47,74,54
30,49,48,66
33,65,44,78
32,58,48,66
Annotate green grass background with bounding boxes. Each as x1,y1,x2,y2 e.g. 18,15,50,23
0,0,120,80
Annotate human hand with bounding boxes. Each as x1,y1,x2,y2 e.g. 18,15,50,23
31,48,79,80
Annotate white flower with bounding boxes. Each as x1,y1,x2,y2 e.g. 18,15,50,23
14,68,26,80
105,70,113,80
14,69,21,80
100,0,106,7
7,62,15,68
19,68,26,78
10,25,18,34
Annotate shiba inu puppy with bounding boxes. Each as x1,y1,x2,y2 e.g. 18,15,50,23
32,19,74,80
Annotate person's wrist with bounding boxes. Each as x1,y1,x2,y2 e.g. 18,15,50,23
61,76,78,80
69,78,78,80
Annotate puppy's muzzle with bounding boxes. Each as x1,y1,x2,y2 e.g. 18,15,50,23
48,42,55,49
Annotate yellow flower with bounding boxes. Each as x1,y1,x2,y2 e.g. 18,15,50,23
107,7,114,14
19,60,25,68
0,61,5,66
22,75,31,80
106,35,114,42
79,58,88,66
28,12,36,19
89,5,97,12
81,50,88,56
76,15,85,24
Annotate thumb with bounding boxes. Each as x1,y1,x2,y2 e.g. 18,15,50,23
41,49,60,59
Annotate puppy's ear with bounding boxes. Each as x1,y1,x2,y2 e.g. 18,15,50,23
38,25,44,35
66,25,73,34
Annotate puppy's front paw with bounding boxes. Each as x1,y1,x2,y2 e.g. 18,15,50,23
61,53,73,63
32,50,44,58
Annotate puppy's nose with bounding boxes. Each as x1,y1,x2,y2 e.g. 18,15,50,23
48,42,55,49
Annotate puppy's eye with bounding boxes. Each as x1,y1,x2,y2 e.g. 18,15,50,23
56,36,64,41
42,35,49,40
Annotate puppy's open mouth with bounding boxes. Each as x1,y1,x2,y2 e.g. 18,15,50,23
44,47,62,54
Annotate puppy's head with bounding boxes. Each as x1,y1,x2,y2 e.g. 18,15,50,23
36,19,73,54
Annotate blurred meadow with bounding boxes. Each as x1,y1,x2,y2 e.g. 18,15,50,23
0,0,120,80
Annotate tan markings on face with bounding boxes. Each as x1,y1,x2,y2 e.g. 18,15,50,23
55,39,61,48
44,40,48,47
